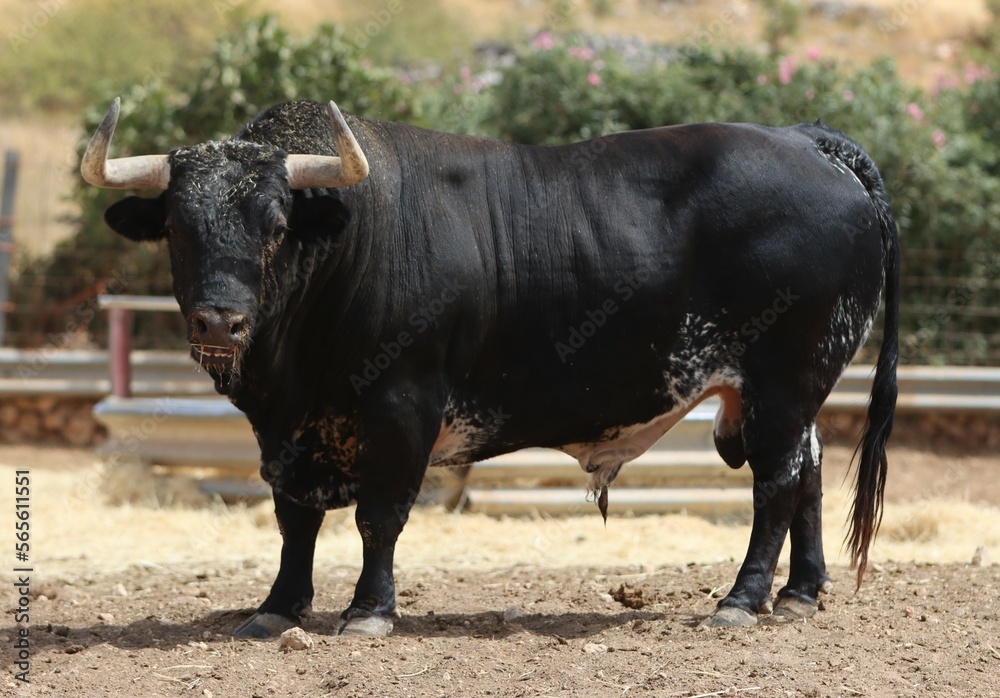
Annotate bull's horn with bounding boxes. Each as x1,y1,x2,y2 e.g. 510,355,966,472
80,97,171,190
285,101,370,189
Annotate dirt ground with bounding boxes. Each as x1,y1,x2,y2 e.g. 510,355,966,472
1,444,998,697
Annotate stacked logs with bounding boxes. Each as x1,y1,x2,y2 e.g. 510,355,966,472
818,409,1000,451
0,397,106,446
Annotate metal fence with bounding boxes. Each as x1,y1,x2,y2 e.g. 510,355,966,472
898,247,1000,366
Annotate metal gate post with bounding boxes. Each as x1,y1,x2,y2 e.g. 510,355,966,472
0,150,20,346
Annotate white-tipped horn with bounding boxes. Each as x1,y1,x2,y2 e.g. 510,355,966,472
80,97,171,190
285,101,370,189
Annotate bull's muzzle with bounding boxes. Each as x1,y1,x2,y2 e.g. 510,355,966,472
189,308,249,367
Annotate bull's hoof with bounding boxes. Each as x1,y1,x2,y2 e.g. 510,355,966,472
337,615,395,637
234,612,298,638
772,595,818,619
699,606,758,628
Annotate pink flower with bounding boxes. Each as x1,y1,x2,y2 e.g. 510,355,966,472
934,73,960,93
806,46,822,61
907,102,924,122
757,74,769,86
964,61,991,85
805,88,815,101
778,56,796,85
532,32,554,51
568,46,596,61
587,72,602,87
842,89,854,101
459,66,472,82
932,130,946,150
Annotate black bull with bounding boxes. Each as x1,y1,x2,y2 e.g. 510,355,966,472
85,99,898,635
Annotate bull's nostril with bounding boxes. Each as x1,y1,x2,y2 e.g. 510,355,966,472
191,309,246,349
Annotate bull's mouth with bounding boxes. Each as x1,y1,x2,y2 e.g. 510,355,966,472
191,343,240,369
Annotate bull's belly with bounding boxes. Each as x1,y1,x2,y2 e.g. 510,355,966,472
427,369,744,491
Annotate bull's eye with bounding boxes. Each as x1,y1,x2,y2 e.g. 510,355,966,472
270,221,287,238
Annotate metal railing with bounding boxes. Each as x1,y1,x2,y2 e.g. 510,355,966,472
98,294,181,398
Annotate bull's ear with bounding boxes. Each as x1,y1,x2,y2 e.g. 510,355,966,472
288,189,351,244
104,194,167,242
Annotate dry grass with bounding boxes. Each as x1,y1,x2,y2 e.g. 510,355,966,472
3,445,996,581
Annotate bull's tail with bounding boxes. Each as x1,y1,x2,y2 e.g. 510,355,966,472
816,126,900,590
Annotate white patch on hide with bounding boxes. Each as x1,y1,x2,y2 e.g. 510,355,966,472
429,398,505,468
816,144,869,197
810,424,822,466
429,414,478,466
820,293,880,372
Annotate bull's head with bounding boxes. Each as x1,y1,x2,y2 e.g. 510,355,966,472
81,98,368,389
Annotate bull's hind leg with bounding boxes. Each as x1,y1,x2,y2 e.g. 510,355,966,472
773,424,831,619
702,419,819,628
235,491,325,637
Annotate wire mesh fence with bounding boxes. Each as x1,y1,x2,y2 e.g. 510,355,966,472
897,247,1000,366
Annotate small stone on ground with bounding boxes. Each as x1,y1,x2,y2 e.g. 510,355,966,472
279,627,314,651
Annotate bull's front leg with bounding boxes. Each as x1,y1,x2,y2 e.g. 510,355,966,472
338,396,436,637
235,490,325,637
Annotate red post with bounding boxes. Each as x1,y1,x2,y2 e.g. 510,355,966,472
109,306,134,398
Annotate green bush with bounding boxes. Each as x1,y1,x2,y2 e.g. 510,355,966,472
483,37,626,143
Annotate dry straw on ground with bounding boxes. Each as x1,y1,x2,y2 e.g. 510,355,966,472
3,444,996,579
